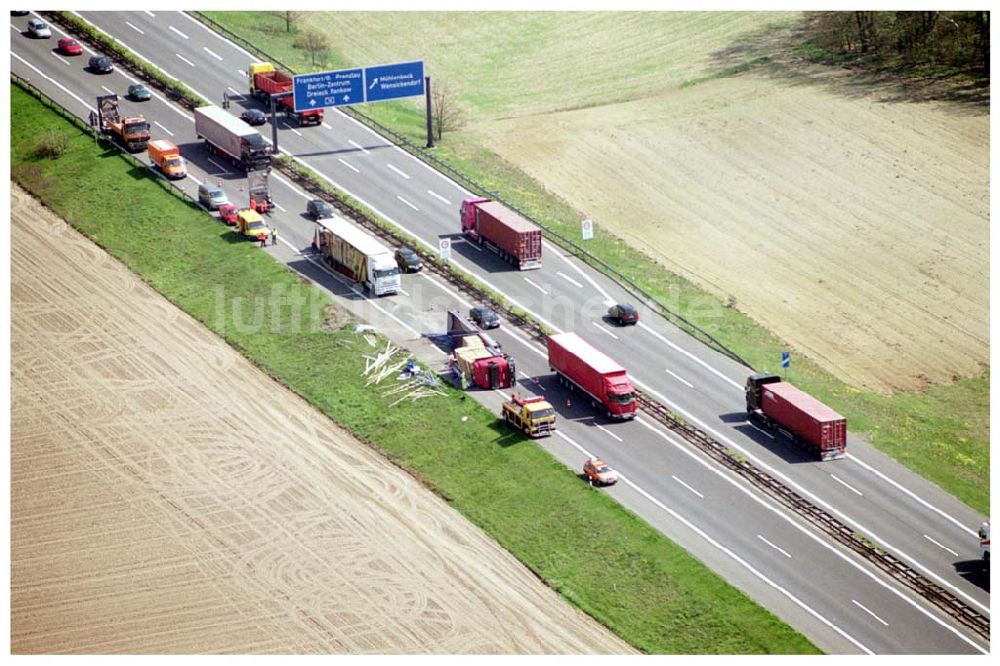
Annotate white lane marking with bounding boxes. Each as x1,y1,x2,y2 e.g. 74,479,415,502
101,86,115,95
187,173,203,186
595,424,622,443
852,600,889,627
168,25,189,39
175,53,195,67
637,321,743,390
556,271,583,288
427,190,451,205
11,51,95,114
758,535,792,558
671,475,704,499
396,195,418,211
552,248,614,303
268,172,311,201
592,322,619,340
207,158,229,174
322,122,333,130
552,428,874,654
847,453,979,537
50,52,70,67
125,21,145,34
747,422,775,439
349,139,370,154
203,47,223,61
301,254,419,336
144,10,155,17
633,377,991,618
524,278,548,295
153,121,174,137
664,367,693,388
463,240,483,252
227,86,240,95
632,418,985,653
830,474,864,497
923,534,960,557
338,158,359,173
386,164,410,179
237,69,246,77
518,371,546,391
273,203,287,213
291,128,302,137
178,11,256,60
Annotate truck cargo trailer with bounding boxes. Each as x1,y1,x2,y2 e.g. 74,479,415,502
745,373,846,461
194,105,271,172
547,332,636,420
461,197,542,270
312,217,400,296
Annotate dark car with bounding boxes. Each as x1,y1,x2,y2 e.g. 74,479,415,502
394,246,422,273
240,108,267,126
470,305,500,329
57,38,83,56
306,199,333,220
11,11,31,16
608,302,639,326
88,55,113,74
128,83,151,101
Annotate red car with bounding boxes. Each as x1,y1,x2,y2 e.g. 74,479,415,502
57,38,83,56
217,203,238,226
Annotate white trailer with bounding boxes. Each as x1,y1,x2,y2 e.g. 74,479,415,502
312,217,400,296
193,105,270,172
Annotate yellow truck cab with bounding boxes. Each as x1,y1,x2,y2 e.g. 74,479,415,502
501,394,556,437
236,208,269,241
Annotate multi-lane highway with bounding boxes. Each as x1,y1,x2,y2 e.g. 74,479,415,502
10,11,989,654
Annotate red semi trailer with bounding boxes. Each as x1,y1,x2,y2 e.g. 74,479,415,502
460,197,542,270
248,62,324,126
547,332,636,420
745,373,846,461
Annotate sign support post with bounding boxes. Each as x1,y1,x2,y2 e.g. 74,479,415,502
425,76,434,149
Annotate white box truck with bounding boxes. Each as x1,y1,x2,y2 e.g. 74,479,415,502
193,105,270,172
312,217,401,296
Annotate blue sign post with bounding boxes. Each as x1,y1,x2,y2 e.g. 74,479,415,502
292,67,364,112
364,60,425,102
781,351,790,379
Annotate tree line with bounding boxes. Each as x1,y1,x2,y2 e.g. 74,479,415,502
803,11,989,76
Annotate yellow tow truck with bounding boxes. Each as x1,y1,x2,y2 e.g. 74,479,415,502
236,208,269,242
501,394,556,437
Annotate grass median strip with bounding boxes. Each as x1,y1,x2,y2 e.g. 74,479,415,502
198,11,988,515
11,81,818,654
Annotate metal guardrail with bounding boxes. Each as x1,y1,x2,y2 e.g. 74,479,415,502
15,19,989,645
188,11,751,370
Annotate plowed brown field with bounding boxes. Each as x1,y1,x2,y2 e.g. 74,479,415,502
9,184,632,655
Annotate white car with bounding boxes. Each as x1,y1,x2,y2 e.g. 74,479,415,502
26,18,51,39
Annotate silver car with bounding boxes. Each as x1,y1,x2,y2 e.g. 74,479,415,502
26,18,51,39
198,183,229,210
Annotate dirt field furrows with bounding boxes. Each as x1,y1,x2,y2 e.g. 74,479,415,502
9,185,633,655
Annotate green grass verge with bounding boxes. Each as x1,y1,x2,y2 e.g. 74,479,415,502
11,81,819,654
197,11,988,514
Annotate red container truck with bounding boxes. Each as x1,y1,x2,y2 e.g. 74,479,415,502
248,62,324,126
547,332,636,420
745,373,846,461
461,197,542,270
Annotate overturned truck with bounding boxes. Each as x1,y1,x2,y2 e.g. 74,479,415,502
446,309,516,390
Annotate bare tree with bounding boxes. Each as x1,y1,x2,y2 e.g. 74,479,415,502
284,11,301,32
431,82,465,141
293,29,329,67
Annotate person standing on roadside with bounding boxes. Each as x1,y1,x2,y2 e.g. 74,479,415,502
271,226,278,246
259,232,267,249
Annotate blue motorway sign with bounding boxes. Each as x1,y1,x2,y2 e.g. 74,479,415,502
292,67,364,112
364,60,425,103
781,351,791,368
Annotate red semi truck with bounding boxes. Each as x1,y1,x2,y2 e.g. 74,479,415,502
248,62,324,126
547,332,636,420
745,373,846,461
461,198,542,270
446,310,516,390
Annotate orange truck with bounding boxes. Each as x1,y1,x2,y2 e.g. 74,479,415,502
147,139,187,179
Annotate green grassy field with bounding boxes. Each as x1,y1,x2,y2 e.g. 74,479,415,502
199,11,989,515
11,82,819,654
